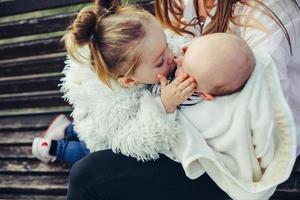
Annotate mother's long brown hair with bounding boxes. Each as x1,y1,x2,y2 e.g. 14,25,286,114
155,0,300,54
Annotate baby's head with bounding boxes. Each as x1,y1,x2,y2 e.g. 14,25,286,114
63,0,175,88
176,33,255,100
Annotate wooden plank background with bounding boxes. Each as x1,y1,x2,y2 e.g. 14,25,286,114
0,0,299,199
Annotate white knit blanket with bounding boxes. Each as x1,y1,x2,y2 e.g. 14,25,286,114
171,48,297,200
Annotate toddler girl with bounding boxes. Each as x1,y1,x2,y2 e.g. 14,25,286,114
32,1,196,163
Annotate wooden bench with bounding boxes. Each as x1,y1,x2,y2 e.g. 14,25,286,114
0,0,298,199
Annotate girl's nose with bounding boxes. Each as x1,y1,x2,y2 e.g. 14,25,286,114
167,57,174,65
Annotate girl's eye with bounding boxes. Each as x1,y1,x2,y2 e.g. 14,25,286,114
156,59,164,68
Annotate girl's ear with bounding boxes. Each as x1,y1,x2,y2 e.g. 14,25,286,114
199,92,215,101
117,77,137,88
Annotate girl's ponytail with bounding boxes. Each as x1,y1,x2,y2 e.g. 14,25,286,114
63,1,117,86
71,8,98,46
63,0,120,62
62,6,98,64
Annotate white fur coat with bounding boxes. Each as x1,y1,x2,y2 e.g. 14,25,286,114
60,55,182,161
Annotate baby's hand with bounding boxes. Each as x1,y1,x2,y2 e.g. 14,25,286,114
157,73,196,113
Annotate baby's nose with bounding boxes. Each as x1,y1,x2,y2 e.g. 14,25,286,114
168,57,174,65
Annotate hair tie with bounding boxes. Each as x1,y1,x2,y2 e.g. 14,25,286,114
90,33,96,41
107,7,115,14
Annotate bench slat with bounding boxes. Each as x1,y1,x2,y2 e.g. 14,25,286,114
0,160,70,174
0,53,66,78
0,13,76,39
0,174,67,195
0,90,66,110
0,73,62,94
0,107,72,118
0,37,63,60
0,0,90,17
0,194,66,200
0,130,43,145
0,114,70,131
0,145,34,159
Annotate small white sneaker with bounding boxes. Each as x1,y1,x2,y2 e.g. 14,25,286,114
32,137,56,163
43,114,71,140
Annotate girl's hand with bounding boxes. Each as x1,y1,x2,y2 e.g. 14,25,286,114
157,73,196,113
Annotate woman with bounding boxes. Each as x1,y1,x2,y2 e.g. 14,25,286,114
67,0,300,199
155,0,300,155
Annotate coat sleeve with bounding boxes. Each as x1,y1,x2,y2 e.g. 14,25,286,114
109,90,182,161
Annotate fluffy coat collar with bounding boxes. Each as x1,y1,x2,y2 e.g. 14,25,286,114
60,57,182,161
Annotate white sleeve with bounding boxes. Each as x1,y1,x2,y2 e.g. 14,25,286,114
153,96,177,120
240,2,300,95
165,29,193,57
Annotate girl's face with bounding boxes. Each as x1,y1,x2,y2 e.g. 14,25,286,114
131,19,176,84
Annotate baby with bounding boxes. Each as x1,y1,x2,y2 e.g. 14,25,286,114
174,33,255,101
167,33,294,199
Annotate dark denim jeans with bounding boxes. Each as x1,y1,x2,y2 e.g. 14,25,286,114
56,124,90,164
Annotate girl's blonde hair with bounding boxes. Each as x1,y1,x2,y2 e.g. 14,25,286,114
62,0,153,87
155,0,300,54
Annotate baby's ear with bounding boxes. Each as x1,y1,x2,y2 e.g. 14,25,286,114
117,77,137,88
199,92,215,101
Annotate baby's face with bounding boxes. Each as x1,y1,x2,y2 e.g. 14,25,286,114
174,54,204,93
175,33,255,97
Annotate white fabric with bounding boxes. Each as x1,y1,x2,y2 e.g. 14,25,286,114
171,49,297,200
164,29,193,57
183,0,300,156
60,52,181,162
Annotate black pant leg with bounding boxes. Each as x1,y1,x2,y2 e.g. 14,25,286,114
67,150,230,200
